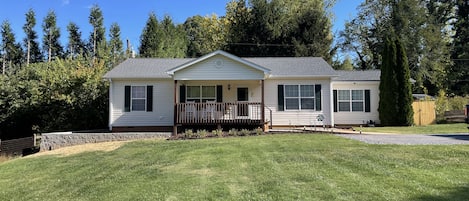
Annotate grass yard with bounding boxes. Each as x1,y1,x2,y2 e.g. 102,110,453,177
0,134,468,200
356,123,469,134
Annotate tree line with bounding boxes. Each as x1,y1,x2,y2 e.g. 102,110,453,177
339,0,469,97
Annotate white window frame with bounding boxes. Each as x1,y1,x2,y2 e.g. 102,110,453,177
284,84,315,111
186,85,216,102
337,90,365,112
131,86,146,111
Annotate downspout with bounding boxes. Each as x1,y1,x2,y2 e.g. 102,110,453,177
108,78,113,131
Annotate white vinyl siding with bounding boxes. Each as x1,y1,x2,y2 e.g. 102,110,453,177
333,81,380,125
110,79,174,127
264,79,332,126
173,55,265,80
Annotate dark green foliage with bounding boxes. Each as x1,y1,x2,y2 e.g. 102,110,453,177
395,38,414,126
449,0,469,95
139,12,160,57
0,58,109,139
88,4,106,58
22,9,42,65
379,36,414,126
379,37,399,126
224,0,332,59
1,20,23,74
66,22,86,58
339,0,452,95
42,10,63,62
108,23,124,65
139,14,187,58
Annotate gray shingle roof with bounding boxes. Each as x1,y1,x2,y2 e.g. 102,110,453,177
245,57,337,77
333,70,381,81
104,56,337,79
103,58,193,79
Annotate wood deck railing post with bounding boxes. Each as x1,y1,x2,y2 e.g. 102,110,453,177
261,80,265,131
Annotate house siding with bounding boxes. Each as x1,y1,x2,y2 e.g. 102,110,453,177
174,55,265,80
264,78,333,126
332,81,380,125
110,79,174,127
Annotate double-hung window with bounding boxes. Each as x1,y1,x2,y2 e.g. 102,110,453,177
337,90,364,112
124,85,153,112
186,86,216,102
284,85,315,110
131,86,146,111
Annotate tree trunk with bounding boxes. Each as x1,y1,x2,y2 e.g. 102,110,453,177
27,40,30,66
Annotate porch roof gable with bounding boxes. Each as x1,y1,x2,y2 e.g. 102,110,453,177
166,50,272,76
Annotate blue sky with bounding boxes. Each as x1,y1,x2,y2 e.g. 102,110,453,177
0,0,362,54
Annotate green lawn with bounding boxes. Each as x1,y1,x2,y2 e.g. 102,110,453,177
1,134,468,200
356,123,469,134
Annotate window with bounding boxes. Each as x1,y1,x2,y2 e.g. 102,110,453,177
131,86,146,111
187,86,216,102
124,85,153,112
337,90,364,112
284,85,315,110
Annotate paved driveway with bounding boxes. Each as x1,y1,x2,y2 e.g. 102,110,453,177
336,134,469,145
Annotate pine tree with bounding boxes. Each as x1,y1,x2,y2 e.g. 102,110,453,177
42,10,63,62
449,0,469,95
88,5,105,58
378,36,399,126
66,22,86,58
395,38,414,126
139,12,160,57
1,20,23,74
108,23,123,65
22,8,42,66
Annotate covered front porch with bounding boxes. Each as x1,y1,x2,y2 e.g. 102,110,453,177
173,80,266,129
166,51,271,133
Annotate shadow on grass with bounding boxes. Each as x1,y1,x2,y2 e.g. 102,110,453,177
413,186,469,201
431,134,469,141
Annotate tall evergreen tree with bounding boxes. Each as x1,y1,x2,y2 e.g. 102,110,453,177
66,22,86,58
449,0,469,95
395,38,414,126
1,20,23,74
378,37,399,126
22,8,42,66
42,10,63,62
88,5,105,58
139,12,161,57
108,23,124,65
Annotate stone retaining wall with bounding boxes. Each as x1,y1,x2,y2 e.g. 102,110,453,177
40,132,171,151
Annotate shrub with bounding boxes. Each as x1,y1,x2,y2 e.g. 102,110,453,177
197,129,208,138
228,128,238,136
184,129,194,138
212,129,223,137
240,129,251,136
255,127,263,135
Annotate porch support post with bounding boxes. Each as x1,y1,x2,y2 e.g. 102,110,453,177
173,80,178,136
261,79,265,131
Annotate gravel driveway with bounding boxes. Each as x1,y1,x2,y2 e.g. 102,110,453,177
336,134,469,145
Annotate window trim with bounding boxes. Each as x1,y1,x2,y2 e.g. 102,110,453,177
284,84,316,111
131,86,147,111
186,85,217,102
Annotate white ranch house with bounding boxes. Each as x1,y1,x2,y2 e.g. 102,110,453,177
103,50,380,133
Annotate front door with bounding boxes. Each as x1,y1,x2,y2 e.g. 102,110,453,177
237,88,249,116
